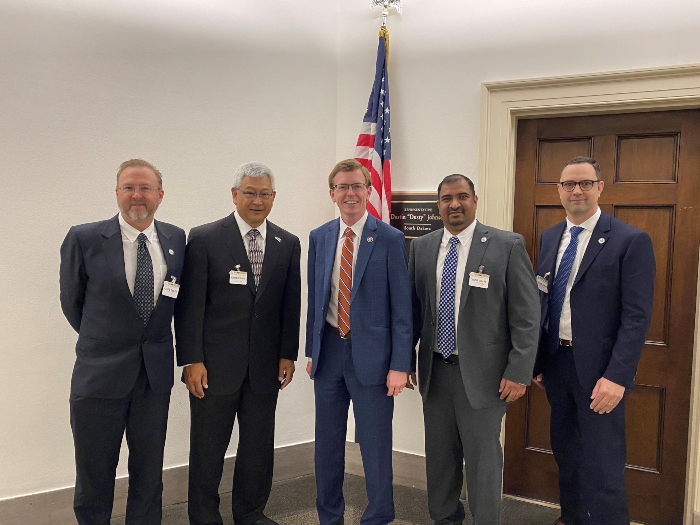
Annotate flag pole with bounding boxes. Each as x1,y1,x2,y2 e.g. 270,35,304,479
355,1,400,223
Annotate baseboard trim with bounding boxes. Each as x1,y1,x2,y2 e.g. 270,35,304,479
0,443,466,525
0,442,660,525
345,442,428,492
345,442,474,500
0,441,315,525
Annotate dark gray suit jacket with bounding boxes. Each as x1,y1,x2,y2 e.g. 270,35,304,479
60,215,186,399
409,222,540,409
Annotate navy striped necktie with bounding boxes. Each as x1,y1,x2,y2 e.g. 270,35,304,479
548,226,584,353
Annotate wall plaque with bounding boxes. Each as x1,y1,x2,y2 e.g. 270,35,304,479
390,192,442,250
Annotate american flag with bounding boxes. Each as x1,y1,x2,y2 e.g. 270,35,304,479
354,28,392,223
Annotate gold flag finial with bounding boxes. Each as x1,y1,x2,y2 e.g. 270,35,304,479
370,0,402,29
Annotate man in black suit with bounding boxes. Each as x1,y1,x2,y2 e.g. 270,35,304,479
174,162,301,525
534,156,656,525
60,159,186,525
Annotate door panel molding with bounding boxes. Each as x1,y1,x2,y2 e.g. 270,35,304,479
478,64,700,525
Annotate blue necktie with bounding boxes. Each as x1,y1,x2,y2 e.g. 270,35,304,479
548,226,584,353
134,233,154,325
437,236,460,359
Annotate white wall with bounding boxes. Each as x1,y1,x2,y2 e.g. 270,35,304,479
0,0,337,500
4,0,700,504
335,0,700,456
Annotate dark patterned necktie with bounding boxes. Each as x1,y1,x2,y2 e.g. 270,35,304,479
437,236,460,359
134,233,154,324
548,226,584,353
247,229,263,288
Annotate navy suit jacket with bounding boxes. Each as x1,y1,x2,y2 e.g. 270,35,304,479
305,214,413,386
174,214,301,396
534,211,655,392
60,215,186,399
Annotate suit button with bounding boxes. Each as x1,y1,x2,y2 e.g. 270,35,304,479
254,313,259,318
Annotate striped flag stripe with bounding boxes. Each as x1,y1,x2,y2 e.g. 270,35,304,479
354,30,392,223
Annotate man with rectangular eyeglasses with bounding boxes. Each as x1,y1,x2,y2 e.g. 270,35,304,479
60,159,185,525
305,159,412,525
533,156,656,525
175,162,301,525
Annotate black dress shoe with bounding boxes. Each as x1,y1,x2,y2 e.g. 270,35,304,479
251,517,279,525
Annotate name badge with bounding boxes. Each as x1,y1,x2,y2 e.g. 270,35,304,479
229,270,247,286
536,275,549,293
162,281,180,298
468,272,489,289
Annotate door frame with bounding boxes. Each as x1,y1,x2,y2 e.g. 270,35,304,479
477,64,700,525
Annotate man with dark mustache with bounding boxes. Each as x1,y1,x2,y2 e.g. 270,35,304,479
409,174,540,525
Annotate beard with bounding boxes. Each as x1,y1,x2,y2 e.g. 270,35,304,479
119,201,157,222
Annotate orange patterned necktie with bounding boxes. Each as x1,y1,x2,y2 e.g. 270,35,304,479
337,227,354,336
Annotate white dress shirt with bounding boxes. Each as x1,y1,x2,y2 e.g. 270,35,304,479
118,213,166,303
234,211,267,260
326,212,368,327
435,219,477,354
554,207,601,340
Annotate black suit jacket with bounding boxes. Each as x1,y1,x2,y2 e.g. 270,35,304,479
534,211,656,391
60,215,186,399
174,213,301,396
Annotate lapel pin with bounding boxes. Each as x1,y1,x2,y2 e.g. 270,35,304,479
598,238,606,244
168,249,174,255
481,237,487,243
275,236,281,242
367,236,374,243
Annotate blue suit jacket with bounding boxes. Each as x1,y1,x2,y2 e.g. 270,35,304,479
534,211,655,392
305,214,413,386
60,215,186,398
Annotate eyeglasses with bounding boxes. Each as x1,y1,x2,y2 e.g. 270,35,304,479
333,183,368,193
238,190,274,201
559,180,599,192
118,185,159,195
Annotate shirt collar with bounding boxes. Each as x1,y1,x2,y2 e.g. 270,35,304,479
234,211,267,241
441,218,477,247
340,211,368,240
566,207,601,233
118,213,156,243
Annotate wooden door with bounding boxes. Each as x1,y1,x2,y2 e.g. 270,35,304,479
503,109,700,525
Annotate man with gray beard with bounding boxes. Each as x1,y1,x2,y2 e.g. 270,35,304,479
60,159,186,525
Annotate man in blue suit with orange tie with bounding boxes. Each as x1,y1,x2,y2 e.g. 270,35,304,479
533,156,655,525
305,159,412,525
